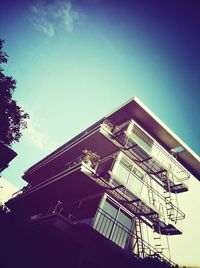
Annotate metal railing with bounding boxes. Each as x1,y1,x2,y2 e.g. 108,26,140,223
47,201,79,223
32,202,175,267
93,208,175,266
28,201,79,224
103,120,189,190
15,149,185,232
97,156,185,223
25,151,184,231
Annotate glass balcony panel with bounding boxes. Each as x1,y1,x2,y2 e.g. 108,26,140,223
110,224,129,249
103,199,118,218
128,131,153,155
93,199,118,238
112,159,131,185
118,210,133,230
115,121,190,183
111,156,145,197
93,212,113,238
127,173,143,196
94,199,134,250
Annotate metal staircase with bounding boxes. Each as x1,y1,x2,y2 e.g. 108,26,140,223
101,120,189,195
153,226,163,254
134,218,145,258
145,175,156,206
98,121,187,233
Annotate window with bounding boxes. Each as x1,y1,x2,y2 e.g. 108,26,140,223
93,198,134,250
93,200,118,239
112,157,131,184
132,125,154,148
127,124,154,156
133,166,144,179
111,209,133,249
112,155,144,197
127,173,143,196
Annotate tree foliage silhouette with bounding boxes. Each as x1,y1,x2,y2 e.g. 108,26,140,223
0,39,29,146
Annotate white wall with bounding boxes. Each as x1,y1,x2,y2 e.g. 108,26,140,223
0,177,19,205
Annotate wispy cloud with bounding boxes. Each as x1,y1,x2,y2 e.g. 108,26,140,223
29,0,81,36
23,108,57,151
30,3,54,37
51,1,80,33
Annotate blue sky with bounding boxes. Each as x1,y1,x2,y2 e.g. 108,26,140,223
1,0,200,266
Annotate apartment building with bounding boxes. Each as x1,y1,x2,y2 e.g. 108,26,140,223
6,97,200,267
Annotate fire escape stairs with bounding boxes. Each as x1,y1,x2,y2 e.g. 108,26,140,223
134,218,145,258
153,227,163,254
108,126,188,194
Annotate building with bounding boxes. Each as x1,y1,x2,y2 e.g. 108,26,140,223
0,142,17,172
0,143,18,208
5,97,200,268
0,177,19,205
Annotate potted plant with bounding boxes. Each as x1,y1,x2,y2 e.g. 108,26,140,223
82,150,100,168
102,119,114,132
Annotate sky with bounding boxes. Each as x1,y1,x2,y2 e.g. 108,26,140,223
0,0,200,266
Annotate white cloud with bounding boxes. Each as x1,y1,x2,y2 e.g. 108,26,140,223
31,16,55,37
23,109,57,151
30,2,55,37
29,0,81,36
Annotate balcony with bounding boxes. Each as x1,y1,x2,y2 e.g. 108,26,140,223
28,201,176,267
96,154,184,235
9,150,184,236
101,120,189,194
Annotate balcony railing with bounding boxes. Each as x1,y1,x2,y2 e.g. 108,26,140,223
20,151,184,235
29,201,175,267
96,156,185,224
93,207,175,266
101,120,189,194
29,201,79,224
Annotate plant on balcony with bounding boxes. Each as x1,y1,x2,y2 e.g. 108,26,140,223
82,149,100,167
102,119,114,132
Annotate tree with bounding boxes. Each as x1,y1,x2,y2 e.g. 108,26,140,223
0,39,29,146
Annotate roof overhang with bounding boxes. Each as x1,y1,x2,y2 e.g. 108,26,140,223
106,96,200,181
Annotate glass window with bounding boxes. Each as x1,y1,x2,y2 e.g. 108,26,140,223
120,157,132,170
103,199,118,218
112,154,144,196
94,198,134,250
111,210,133,249
132,125,153,148
133,166,144,179
118,210,133,230
93,199,117,239
127,173,143,196
128,125,154,156
112,157,131,185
